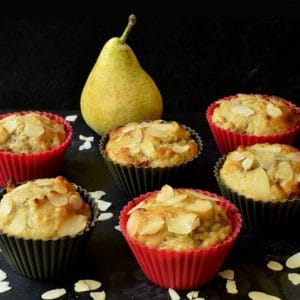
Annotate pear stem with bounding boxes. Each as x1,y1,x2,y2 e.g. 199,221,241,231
120,14,136,44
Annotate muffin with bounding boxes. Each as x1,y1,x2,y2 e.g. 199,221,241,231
0,176,99,280
119,185,242,289
0,111,73,187
206,93,300,154
100,120,203,196
214,143,300,233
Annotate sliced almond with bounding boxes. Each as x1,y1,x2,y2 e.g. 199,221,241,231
128,201,147,215
242,157,254,170
0,283,11,293
79,141,92,151
188,191,218,202
0,198,13,216
230,151,245,161
156,185,174,202
266,144,282,154
146,127,170,138
288,273,300,285
69,195,83,210
131,129,143,143
114,225,121,231
266,103,282,118
95,199,111,211
74,279,101,292
226,279,238,294
126,210,140,235
168,288,180,300
47,191,68,207
218,269,235,280
248,291,281,300
58,215,87,236
172,144,190,153
2,118,17,133
0,270,7,282
185,200,213,218
296,174,300,182
167,213,199,234
6,209,26,235
128,144,140,154
231,105,255,117
65,115,78,122
90,291,106,300
186,291,199,300
121,124,136,134
246,167,270,199
41,288,67,300
89,191,106,200
97,212,113,221
267,261,283,271
166,194,188,206
140,217,165,235
277,161,293,182
79,135,94,142
286,252,300,269
256,152,274,170
287,152,300,162
24,121,44,137
151,123,174,131
139,140,155,156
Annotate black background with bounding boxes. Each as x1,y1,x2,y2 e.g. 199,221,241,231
0,0,300,113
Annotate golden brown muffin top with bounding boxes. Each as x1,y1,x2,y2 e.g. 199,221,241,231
212,94,300,135
220,143,300,201
0,176,91,239
0,112,66,153
126,185,232,250
105,120,199,167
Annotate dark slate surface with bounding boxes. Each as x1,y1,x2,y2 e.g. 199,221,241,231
0,110,299,300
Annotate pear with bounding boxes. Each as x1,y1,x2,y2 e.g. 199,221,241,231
80,14,163,136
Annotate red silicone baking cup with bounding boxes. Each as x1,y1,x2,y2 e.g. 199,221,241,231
206,94,300,155
119,190,242,290
0,111,73,187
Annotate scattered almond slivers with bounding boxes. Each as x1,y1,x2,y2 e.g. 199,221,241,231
140,217,165,235
114,225,121,231
65,115,78,122
79,135,94,142
266,102,282,118
186,290,199,299
248,291,281,300
286,252,300,269
90,291,106,300
218,269,235,280
74,279,102,292
97,212,113,221
96,199,112,211
267,261,283,271
226,279,238,294
0,281,12,293
41,288,67,300
168,288,180,300
288,273,300,285
89,191,106,200
277,161,293,181
231,105,255,117
185,200,213,217
0,270,7,282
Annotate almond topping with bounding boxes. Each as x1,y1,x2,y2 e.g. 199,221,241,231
58,215,87,236
165,194,188,206
131,129,143,143
266,103,282,118
139,140,155,156
126,210,140,235
6,209,26,235
186,291,200,300
242,157,254,170
185,200,213,218
256,152,274,170
226,279,238,294
231,105,255,117
246,167,270,199
287,152,300,162
267,261,283,271
230,151,245,161
41,288,67,300
24,121,45,137
69,195,83,210
0,198,13,216
167,213,199,234
140,217,165,235
151,123,174,131
90,291,106,300
277,161,293,181
128,144,140,154
156,185,174,202
74,279,102,292
121,124,136,134
0,270,7,282
172,144,190,153
218,269,235,280
47,191,68,207
286,252,300,269
168,288,180,300
248,291,281,300
288,273,300,285
2,118,17,133
146,127,170,138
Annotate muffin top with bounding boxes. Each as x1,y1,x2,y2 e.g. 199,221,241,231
211,94,300,135
0,176,91,239
126,185,232,250
220,143,300,201
105,120,199,167
0,112,66,153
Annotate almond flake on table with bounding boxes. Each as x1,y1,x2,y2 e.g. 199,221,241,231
114,225,121,231
248,291,281,300
41,288,67,300
65,115,78,122
288,273,300,285
0,281,11,293
286,252,300,269
186,290,199,299
74,279,102,292
90,291,106,300
218,269,235,280
95,199,112,211
0,269,7,281
226,279,238,294
97,212,113,221
79,135,95,142
79,141,92,151
267,261,283,271
89,191,106,199
168,288,180,300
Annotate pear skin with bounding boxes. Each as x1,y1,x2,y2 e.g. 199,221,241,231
80,15,163,136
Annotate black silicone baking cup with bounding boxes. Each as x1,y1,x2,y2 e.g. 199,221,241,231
0,185,99,280
214,156,300,235
99,124,203,197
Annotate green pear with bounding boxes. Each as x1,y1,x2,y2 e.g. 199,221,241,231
80,14,163,136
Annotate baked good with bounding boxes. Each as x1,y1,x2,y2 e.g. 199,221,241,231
126,184,232,250
105,120,199,167
0,176,98,280
0,112,66,153
0,176,91,239
100,120,203,196
119,187,242,289
0,111,73,187
206,93,300,154
211,93,299,135
219,143,300,201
